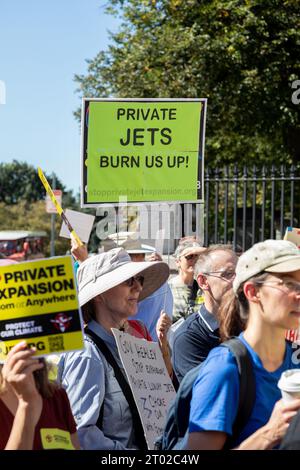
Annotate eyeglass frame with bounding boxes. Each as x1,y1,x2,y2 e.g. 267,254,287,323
254,279,300,295
202,270,236,281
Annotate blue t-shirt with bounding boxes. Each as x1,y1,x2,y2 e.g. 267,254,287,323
189,333,300,446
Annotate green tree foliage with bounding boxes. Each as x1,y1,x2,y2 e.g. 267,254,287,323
74,0,300,164
0,161,83,255
0,201,72,256
0,160,79,207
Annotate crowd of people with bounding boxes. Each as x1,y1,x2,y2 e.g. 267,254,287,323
1,232,300,450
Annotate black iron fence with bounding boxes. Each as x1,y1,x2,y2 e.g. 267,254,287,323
204,165,300,251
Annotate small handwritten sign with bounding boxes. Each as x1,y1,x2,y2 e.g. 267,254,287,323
112,328,176,450
284,226,300,249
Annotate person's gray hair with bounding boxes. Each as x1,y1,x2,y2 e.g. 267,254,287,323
194,244,236,279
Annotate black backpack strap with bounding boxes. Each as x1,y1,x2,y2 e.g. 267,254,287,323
85,328,148,450
222,337,255,448
190,280,199,302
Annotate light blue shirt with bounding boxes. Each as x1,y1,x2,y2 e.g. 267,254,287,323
130,282,173,341
57,319,139,450
189,333,300,447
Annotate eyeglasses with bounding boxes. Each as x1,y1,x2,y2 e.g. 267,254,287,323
255,279,300,295
183,254,198,261
203,270,236,281
124,275,145,287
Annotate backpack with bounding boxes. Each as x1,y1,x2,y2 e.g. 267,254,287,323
155,337,255,450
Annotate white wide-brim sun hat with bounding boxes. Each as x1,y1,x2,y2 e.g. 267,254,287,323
104,231,156,254
77,247,169,307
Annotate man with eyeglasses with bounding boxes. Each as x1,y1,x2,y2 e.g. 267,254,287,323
172,244,238,382
168,241,207,324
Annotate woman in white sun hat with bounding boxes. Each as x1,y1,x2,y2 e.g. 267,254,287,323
58,247,170,450
187,239,300,450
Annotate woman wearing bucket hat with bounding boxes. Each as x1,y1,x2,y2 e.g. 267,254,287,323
58,247,170,450
104,231,173,341
187,239,300,450
71,231,174,343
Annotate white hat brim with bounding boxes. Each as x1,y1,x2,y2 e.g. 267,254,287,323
78,260,169,307
126,244,155,254
265,255,300,273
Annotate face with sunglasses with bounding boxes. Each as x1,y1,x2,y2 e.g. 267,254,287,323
96,274,145,320
123,275,145,287
177,248,203,276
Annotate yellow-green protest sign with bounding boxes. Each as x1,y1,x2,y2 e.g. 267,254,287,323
0,256,84,362
81,98,207,206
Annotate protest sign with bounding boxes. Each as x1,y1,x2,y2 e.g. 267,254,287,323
284,226,300,248
81,98,207,206
46,190,62,214
59,209,95,244
0,256,84,362
112,328,176,450
38,167,83,247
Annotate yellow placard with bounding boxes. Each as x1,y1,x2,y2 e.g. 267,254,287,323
0,256,84,362
40,428,75,450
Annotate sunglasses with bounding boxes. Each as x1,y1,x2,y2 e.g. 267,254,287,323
124,275,145,287
183,254,198,261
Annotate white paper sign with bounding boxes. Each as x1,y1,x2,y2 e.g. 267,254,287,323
284,226,300,249
111,329,176,450
59,209,95,244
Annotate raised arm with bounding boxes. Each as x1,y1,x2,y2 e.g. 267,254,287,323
2,341,43,450
156,310,173,377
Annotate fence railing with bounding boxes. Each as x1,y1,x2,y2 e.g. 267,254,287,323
204,164,300,251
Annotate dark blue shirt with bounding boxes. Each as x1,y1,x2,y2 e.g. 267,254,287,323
172,304,220,383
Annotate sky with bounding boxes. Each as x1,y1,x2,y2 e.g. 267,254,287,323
0,0,120,195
